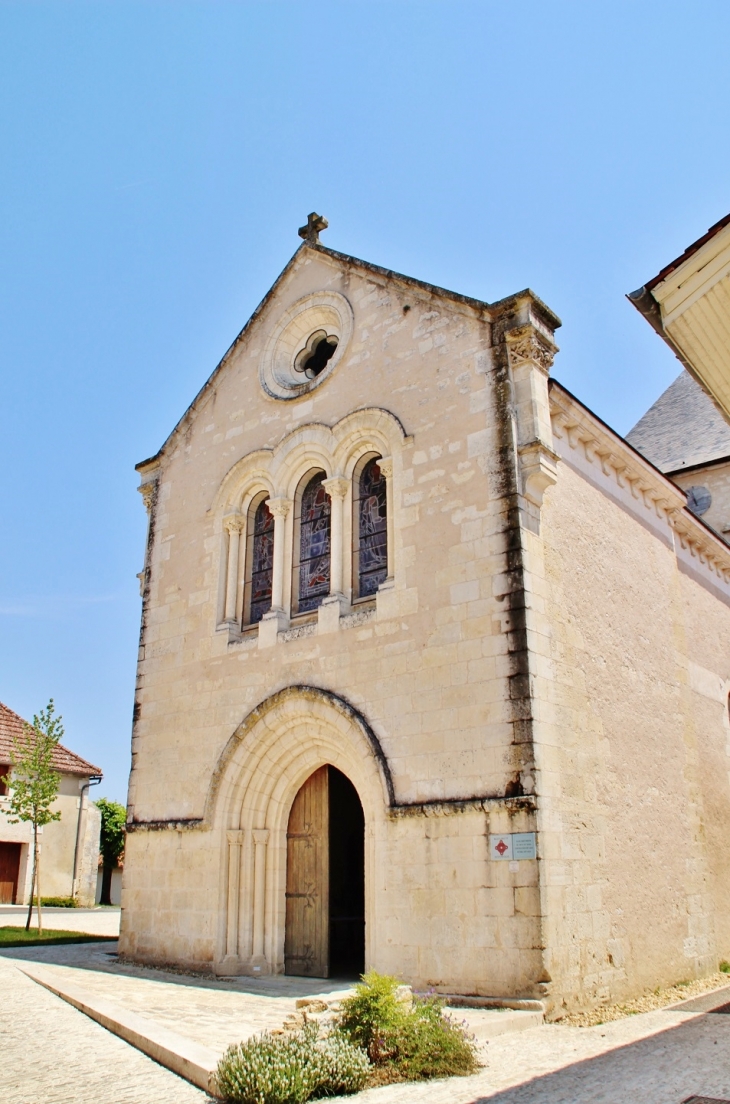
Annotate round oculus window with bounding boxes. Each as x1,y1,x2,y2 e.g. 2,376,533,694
259,291,353,400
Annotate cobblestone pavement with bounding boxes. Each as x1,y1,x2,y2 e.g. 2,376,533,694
5,939,730,1103
0,904,120,936
0,953,209,1104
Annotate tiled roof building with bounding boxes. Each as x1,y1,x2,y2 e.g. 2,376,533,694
0,702,102,777
627,371,730,540
0,701,102,906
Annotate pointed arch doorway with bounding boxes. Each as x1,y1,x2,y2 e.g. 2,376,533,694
285,765,365,978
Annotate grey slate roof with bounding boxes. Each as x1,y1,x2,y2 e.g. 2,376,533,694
626,370,730,472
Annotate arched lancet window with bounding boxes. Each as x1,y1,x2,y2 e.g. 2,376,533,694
293,471,331,614
353,456,387,599
243,493,274,625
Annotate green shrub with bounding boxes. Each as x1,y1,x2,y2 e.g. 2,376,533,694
214,1022,369,1103
720,961,730,974
34,896,78,908
337,971,406,1062
337,972,479,1082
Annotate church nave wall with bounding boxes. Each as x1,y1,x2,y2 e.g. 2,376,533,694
539,400,730,1016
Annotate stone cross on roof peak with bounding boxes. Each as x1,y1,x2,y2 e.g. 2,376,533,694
298,212,328,245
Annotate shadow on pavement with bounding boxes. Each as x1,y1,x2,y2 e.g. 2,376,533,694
0,940,356,998
470,1010,730,1104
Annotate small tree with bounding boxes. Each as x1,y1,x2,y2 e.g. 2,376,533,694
95,798,126,906
1,700,63,932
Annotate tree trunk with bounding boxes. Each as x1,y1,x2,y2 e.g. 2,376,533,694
25,826,37,931
100,863,114,906
36,844,42,935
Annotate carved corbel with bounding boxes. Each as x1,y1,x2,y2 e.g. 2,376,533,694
517,441,560,508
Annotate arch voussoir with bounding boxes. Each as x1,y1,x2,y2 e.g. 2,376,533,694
208,685,391,977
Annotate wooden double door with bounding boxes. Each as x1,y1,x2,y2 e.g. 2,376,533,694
0,843,21,904
285,765,365,978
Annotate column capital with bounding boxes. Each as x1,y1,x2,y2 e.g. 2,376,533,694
268,497,291,520
378,456,393,479
323,475,349,499
224,514,245,534
252,828,270,846
139,481,157,514
504,324,558,375
227,829,244,845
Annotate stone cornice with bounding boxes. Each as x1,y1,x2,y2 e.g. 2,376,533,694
549,382,730,585
389,794,537,819
126,793,537,832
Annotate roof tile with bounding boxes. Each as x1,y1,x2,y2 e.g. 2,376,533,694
0,701,102,777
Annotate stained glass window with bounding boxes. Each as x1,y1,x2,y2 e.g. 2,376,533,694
356,458,387,597
249,498,274,624
298,473,331,613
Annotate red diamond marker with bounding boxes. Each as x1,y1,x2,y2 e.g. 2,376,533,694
495,839,508,856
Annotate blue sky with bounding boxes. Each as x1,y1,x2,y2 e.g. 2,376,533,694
1,1,729,800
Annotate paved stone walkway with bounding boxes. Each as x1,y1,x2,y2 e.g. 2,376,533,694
0,953,209,1104
4,941,536,1054
0,904,121,937
4,939,730,1102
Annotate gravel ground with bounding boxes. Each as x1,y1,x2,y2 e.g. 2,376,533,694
558,972,730,1026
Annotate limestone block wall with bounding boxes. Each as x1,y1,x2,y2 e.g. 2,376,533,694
540,385,730,1015
121,799,542,994
121,246,559,992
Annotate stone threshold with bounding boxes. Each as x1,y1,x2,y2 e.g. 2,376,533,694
441,994,544,1014
17,962,219,1096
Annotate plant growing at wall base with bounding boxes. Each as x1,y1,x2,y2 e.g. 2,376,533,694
94,797,126,905
337,971,480,1084
1,700,63,932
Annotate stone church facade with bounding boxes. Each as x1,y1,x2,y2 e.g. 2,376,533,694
121,218,730,1016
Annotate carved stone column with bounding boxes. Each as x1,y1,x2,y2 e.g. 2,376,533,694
223,516,245,623
378,457,395,581
268,498,291,612
218,829,244,974
258,498,291,648
505,325,560,508
322,476,349,595
250,828,270,974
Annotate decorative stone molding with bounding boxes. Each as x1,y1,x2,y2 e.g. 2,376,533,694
505,325,558,374
139,482,157,514
340,607,376,630
218,829,245,973
550,382,730,585
223,515,245,534
517,441,560,508
267,498,292,618
222,514,245,625
390,794,537,819
322,476,349,500
211,407,408,516
502,324,560,509
378,457,395,578
259,291,354,400
267,497,291,520
278,621,317,642
249,828,270,974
